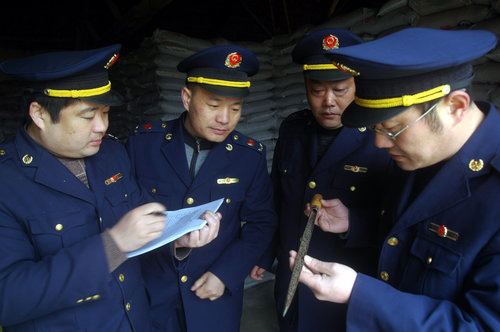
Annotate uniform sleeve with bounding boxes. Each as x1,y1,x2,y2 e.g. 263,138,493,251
208,150,278,293
0,211,111,326
255,134,283,271
346,232,500,332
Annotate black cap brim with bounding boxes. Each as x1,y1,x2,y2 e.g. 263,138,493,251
341,102,408,128
304,68,352,82
79,90,124,107
200,84,249,98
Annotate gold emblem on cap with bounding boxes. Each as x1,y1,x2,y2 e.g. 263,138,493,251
104,53,119,69
468,159,483,172
226,144,233,151
22,154,33,164
225,52,242,68
322,35,339,51
332,61,360,76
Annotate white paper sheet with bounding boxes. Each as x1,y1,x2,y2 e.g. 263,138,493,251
126,198,224,258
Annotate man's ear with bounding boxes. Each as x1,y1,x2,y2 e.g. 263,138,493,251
445,90,470,126
29,102,48,130
181,86,192,112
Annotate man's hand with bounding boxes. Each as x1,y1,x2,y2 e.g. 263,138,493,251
305,198,349,234
174,211,221,248
250,265,266,281
191,271,225,301
109,202,166,253
289,250,357,303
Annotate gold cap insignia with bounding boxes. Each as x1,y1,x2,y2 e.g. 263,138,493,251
468,159,483,172
322,35,339,51
217,177,239,184
105,173,123,185
429,223,459,241
104,53,119,69
225,52,242,68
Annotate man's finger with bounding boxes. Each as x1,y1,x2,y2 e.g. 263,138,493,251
191,274,206,291
303,255,331,275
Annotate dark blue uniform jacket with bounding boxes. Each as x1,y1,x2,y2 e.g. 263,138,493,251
0,128,153,331
347,102,500,331
261,109,393,332
127,115,277,332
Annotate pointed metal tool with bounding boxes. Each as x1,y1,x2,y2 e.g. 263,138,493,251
282,193,323,317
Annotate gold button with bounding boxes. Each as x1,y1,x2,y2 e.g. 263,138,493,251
308,181,316,189
119,274,125,282
469,159,483,172
165,133,173,141
283,169,288,173
387,237,399,246
76,298,84,303
161,123,167,128
427,257,433,265
99,217,103,224
358,127,366,132
225,198,231,204
125,302,131,311
226,144,233,151
380,209,385,216
0,150,5,155
186,197,194,205
92,294,100,300
350,186,356,191
380,271,389,281
22,154,33,164
151,188,157,193
124,193,128,198
55,224,63,231
233,134,239,140
181,275,188,283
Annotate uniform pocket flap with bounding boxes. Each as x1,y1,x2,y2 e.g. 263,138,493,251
410,236,461,275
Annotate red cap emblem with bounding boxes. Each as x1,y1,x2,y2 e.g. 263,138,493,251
225,52,242,68
144,124,152,130
322,35,339,51
247,139,255,146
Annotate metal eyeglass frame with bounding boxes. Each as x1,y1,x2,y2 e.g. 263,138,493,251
369,102,439,141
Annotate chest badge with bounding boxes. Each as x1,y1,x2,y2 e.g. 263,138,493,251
217,177,239,184
344,165,367,173
429,223,459,241
105,173,123,185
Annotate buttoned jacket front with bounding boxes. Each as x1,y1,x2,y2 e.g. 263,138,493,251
127,115,277,332
264,109,393,332
347,102,500,332
0,128,153,331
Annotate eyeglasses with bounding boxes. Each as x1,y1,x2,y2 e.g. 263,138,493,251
369,102,439,141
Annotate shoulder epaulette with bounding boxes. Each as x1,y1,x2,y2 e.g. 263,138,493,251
132,121,170,135
230,131,265,153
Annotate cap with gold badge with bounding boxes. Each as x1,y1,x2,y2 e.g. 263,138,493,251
177,45,259,98
292,28,364,82
0,44,124,106
323,28,498,127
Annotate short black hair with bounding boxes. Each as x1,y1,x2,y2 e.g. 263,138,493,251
23,91,79,123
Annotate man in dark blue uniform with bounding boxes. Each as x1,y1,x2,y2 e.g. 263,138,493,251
291,28,500,331
252,28,393,332
0,45,172,331
127,45,277,331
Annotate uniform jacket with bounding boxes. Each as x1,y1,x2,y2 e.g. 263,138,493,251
347,102,500,331
127,115,277,332
0,128,153,331
264,109,393,332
